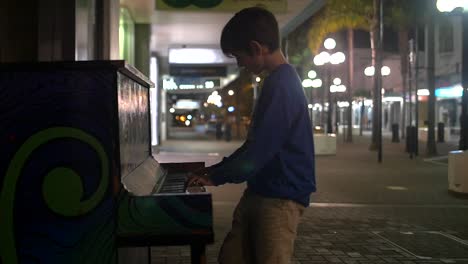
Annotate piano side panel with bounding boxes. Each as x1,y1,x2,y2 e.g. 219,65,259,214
117,72,151,179
0,66,120,263
117,192,214,247
161,162,206,173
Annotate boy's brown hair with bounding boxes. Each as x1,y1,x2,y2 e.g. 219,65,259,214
220,7,280,57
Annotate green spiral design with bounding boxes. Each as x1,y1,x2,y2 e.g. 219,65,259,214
162,0,222,8
0,127,109,264
192,0,223,8
162,0,192,8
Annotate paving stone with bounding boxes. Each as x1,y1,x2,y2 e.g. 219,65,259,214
151,137,468,264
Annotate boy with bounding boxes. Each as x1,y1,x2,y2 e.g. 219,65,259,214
188,6,316,264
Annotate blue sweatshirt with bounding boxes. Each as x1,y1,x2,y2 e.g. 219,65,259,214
209,64,316,207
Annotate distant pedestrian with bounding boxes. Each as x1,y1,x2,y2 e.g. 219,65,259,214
216,119,223,140
188,7,316,264
224,115,234,142
224,122,232,142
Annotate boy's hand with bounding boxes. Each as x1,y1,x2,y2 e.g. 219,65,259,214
187,168,214,187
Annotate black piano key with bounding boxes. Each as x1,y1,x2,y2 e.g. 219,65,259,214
157,172,191,193
160,187,185,193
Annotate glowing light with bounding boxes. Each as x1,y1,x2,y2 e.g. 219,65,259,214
179,84,196,89
381,66,391,76
311,79,322,88
207,91,222,106
228,90,235,96
256,77,261,82
437,0,468,12
364,66,391,76
308,70,317,79
435,84,464,97
180,116,186,122
314,51,330,66
205,81,215,89
228,106,235,112
308,104,313,109
175,100,200,109
169,48,233,64
169,108,175,113
302,79,314,88
163,78,178,90
185,120,191,126
333,78,342,85
324,38,336,50
313,55,324,66
337,101,350,108
364,66,375,76
313,103,322,112
330,52,345,64
330,84,347,93
187,115,192,120
383,97,403,102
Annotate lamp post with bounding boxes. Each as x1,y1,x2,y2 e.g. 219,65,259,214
314,38,346,134
436,0,468,150
364,67,391,101
302,70,323,126
330,78,347,133
364,64,391,162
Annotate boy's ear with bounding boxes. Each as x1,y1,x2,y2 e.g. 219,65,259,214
249,41,269,56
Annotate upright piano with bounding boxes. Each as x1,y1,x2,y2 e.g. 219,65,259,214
0,61,214,264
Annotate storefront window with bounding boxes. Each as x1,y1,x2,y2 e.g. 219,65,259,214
119,7,135,65
75,0,96,60
439,20,454,53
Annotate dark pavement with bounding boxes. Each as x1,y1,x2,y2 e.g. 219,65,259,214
151,132,468,264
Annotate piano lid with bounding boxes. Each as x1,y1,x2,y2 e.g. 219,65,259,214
121,157,167,196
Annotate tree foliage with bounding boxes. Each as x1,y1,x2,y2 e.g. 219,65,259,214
287,15,314,74
307,0,372,54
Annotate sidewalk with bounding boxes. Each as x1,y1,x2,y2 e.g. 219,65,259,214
151,134,468,264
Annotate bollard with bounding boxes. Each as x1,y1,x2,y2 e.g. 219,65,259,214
391,123,400,143
406,126,417,153
437,122,445,143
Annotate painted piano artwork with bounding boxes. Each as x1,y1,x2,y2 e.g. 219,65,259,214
0,61,214,264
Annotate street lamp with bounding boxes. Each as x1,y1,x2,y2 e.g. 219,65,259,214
437,0,468,12
314,37,346,134
302,70,322,125
308,70,317,79
363,65,391,137
330,79,347,134
302,77,322,88
437,0,468,150
324,38,337,50
364,66,391,77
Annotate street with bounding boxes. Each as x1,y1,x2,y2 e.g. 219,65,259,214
152,134,468,264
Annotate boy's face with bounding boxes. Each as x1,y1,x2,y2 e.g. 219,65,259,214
232,49,264,75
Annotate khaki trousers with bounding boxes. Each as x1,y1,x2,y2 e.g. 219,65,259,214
218,190,305,264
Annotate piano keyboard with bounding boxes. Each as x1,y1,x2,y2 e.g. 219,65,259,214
159,173,187,193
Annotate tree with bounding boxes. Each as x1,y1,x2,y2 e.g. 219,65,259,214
307,0,381,147
425,0,438,156
346,28,354,142
387,1,410,139
387,0,432,155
